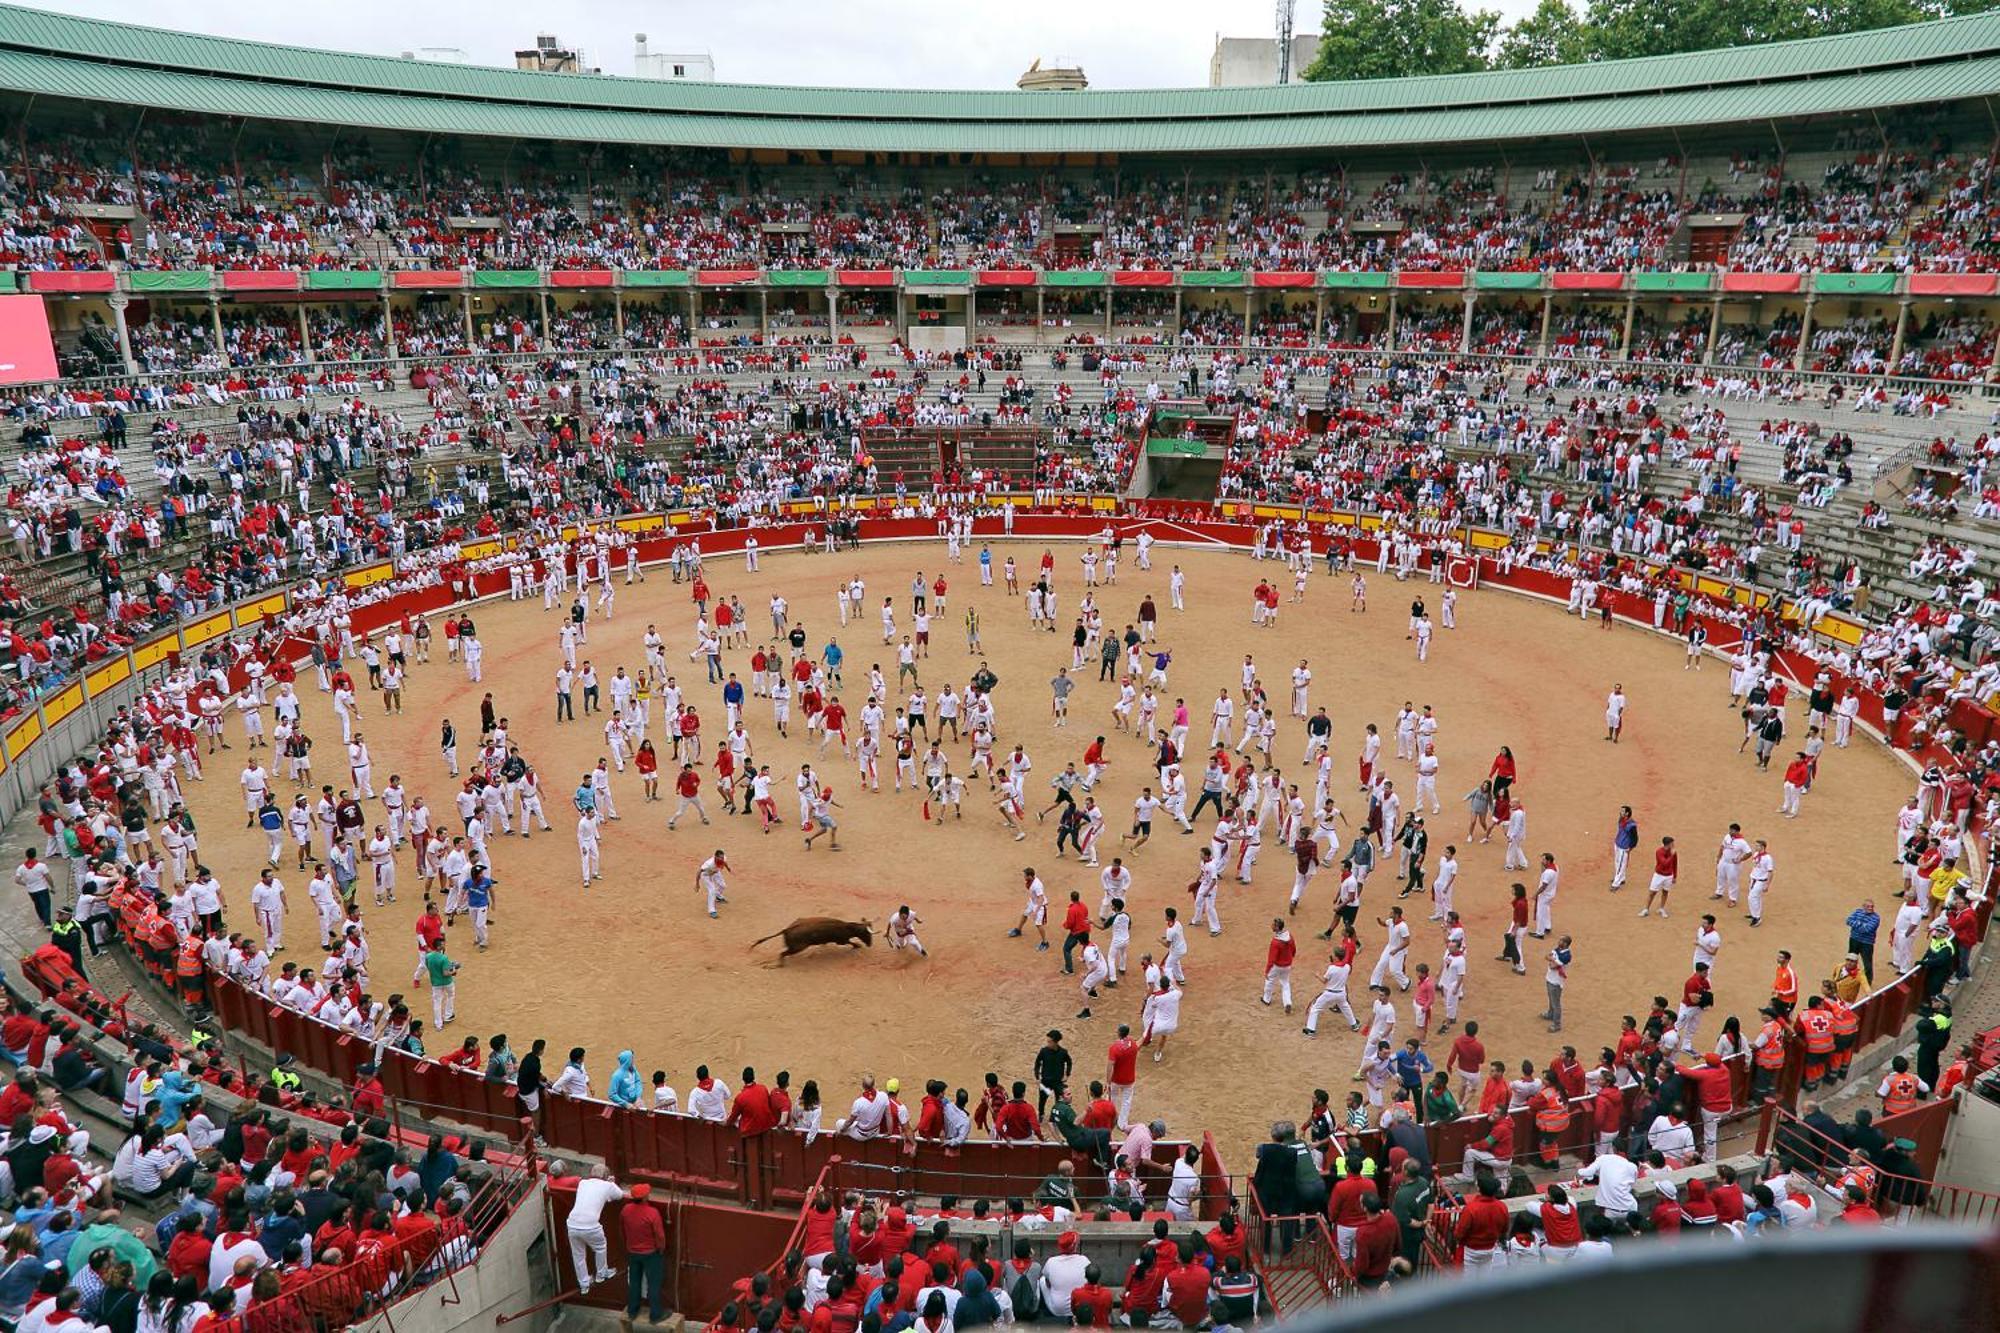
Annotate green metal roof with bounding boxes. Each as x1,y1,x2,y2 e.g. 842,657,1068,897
3,5,2000,152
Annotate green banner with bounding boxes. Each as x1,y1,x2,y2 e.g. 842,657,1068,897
1473,272,1544,290
1147,435,1210,458
900,270,972,286
1632,271,1714,293
621,270,695,287
767,270,830,287
1320,272,1393,288
126,271,213,294
0,273,14,293
472,270,541,289
305,271,383,291
1179,271,1247,287
1043,271,1109,287
1812,272,1898,296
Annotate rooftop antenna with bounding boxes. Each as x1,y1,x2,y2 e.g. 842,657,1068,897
1276,0,1296,84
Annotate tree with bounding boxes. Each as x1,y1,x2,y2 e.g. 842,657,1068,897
1577,0,1934,61
1303,0,1503,81
1494,0,1593,67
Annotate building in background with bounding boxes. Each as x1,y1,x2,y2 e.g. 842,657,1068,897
1017,58,1088,90
515,33,596,74
634,34,715,81
1209,34,1319,86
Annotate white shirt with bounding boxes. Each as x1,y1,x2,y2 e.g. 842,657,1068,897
567,1177,625,1229
1577,1152,1639,1213
844,1091,890,1138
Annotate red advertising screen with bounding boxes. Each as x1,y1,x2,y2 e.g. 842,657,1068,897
0,295,58,386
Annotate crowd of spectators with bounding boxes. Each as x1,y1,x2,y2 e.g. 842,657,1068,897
5,118,2000,277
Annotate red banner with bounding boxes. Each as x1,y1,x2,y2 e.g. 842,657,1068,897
1111,271,1175,287
836,270,896,288
1908,273,1998,298
1721,271,1803,294
1396,271,1466,289
220,270,301,292
390,270,465,289
1551,272,1624,291
0,294,57,385
25,271,115,294
551,269,615,288
697,269,762,286
977,270,1038,287
1252,271,1316,289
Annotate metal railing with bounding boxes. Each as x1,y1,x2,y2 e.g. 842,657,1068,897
207,1127,540,1333
19,339,2000,405
1245,1185,1358,1313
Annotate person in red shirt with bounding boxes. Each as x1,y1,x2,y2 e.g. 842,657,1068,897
1350,1194,1399,1284
1453,1175,1511,1271
1462,1106,1515,1178
1080,1082,1118,1130
1651,1179,1684,1232
166,1218,214,1280
1060,893,1092,974
1537,1183,1583,1257
799,1188,838,1266
441,1036,482,1069
1119,1250,1168,1324
1710,1163,1748,1224
1837,1185,1882,1225
1475,1060,1510,1116
877,1204,916,1258
1549,1046,1587,1100
1069,1270,1116,1328
350,1066,386,1120
671,764,707,829
726,1068,779,1135
1682,1051,1735,1159
1326,1155,1378,1260
635,740,660,801
992,1083,1041,1142
1445,1021,1486,1102
1106,1027,1140,1128
1160,1242,1211,1327
1205,1210,1247,1267
921,1221,961,1276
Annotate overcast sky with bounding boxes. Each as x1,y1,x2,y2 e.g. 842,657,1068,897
45,0,1540,89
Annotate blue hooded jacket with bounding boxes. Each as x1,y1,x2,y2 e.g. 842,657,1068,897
609,1050,641,1107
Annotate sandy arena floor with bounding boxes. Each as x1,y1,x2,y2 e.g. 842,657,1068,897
181,540,1915,1165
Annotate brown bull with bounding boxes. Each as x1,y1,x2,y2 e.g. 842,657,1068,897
750,916,875,964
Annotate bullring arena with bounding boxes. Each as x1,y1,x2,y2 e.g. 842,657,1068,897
8,4,2000,1328
142,523,1916,1164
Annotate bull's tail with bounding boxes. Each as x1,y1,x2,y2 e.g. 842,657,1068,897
749,930,787,950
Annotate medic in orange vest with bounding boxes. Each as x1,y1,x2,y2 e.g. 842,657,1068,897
1796,996,1836,1090
1531,1072,1569,1168
1877,1055,1926,1116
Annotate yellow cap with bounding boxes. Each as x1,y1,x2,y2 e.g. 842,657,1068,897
885,1078,900,1093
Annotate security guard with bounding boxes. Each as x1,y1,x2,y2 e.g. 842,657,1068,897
49,908,86,977
268,1052,303,1101
1915,999,1953,1091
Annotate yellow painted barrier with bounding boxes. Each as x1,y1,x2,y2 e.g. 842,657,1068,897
132,634,176,672
343,562,395,590
611,516,666,535
180,613,232,648
41,683,82,728
234,593,287,627
84,657,131,695
6,713,41,760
